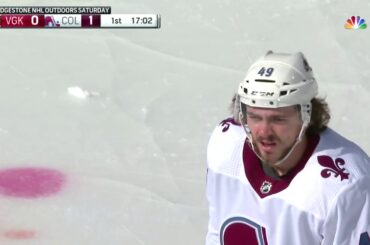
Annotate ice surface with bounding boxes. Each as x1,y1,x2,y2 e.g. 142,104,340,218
0,0,369,244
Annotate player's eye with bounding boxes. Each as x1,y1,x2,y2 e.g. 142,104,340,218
247,114,262,122
271,117,287,123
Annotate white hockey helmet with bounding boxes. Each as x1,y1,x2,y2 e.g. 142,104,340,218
238,51,318,124
238,51,319,166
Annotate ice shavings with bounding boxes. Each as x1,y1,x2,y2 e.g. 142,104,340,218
68,86,100,99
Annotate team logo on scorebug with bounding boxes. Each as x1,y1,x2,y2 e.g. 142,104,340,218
45,15,61,27
344,16,367,29
260,181,272,194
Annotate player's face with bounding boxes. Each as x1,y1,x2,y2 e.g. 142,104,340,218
246,105,303,166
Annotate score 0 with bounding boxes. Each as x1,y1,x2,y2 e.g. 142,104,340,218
81,15,101,28
29,15,45,27
19,15,45,28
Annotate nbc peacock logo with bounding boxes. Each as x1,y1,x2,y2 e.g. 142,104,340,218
344,16,367,29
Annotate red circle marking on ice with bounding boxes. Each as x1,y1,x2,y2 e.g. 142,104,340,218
3,230,37,240
0,167,65,198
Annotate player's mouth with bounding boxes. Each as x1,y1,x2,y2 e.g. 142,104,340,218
258,140,277,153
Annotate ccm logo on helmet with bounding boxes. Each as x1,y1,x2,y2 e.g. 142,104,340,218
251,91,274,96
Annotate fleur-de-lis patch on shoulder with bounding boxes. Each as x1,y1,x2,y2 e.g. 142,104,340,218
219,118,239,132
317,155,349,181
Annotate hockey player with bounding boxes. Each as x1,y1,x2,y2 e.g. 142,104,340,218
206,51,370,245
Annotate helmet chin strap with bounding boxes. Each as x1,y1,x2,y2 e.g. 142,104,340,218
239,104,310,167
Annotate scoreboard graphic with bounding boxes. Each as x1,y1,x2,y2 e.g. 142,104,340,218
0,6,161,28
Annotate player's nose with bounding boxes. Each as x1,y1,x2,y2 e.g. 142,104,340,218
257,120,273,137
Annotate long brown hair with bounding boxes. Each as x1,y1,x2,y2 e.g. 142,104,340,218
306,97,330,135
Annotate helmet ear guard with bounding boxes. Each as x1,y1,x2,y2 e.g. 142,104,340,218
238,101,252,142
239,102,249,129
300,103,312,126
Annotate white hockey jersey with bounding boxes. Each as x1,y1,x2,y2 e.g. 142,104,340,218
206,118,370,245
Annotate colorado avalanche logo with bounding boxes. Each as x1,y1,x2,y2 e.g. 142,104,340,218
260,181,272,194
317,155,349,181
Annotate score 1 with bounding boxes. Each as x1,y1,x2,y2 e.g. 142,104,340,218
81,15,101,28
